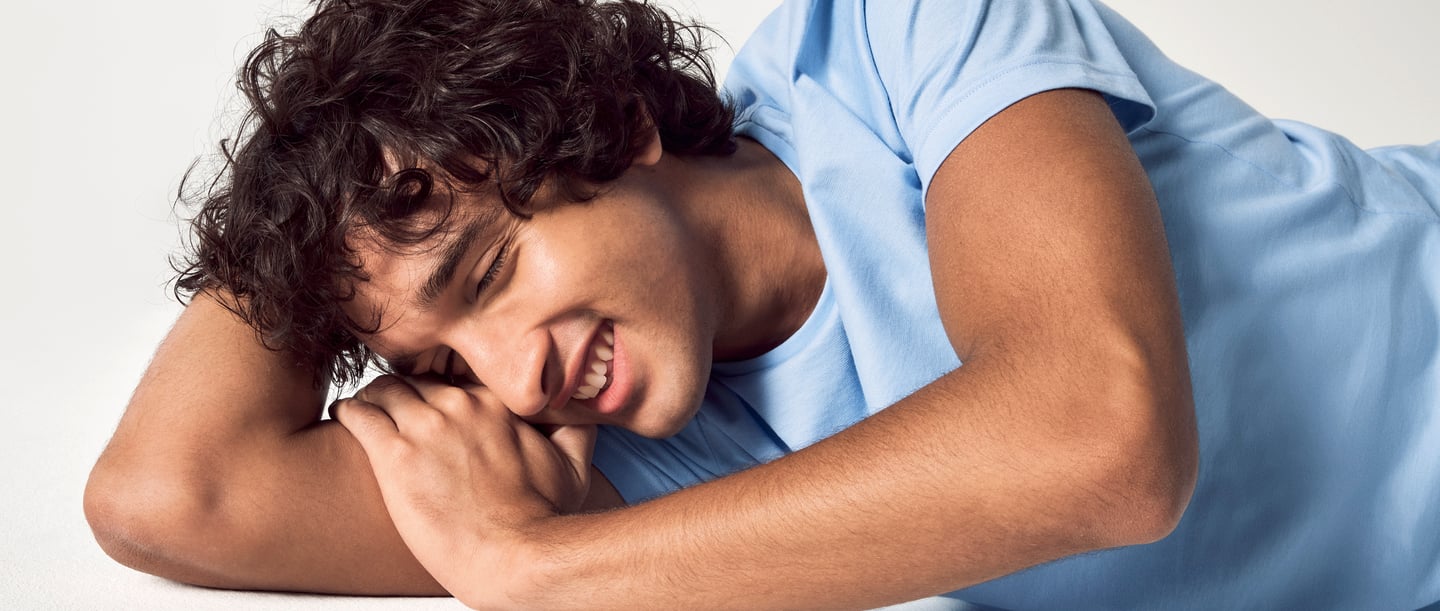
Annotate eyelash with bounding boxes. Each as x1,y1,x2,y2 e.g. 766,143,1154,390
477,243,509,297
444,244,508,382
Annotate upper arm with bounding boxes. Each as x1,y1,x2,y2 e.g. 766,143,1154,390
926,89,1179,365
86,293,438,593
858,0,1190,472
925,88,1196,529
95,291,328,482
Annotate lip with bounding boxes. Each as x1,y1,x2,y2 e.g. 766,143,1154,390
588,325,629,416
555,319,630,415
554,319,612,413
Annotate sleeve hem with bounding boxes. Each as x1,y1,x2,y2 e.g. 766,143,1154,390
914,59,1156,198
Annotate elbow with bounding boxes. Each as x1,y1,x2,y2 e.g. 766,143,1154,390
1068,338,1198,548
1113,420,1197,546
1148,413,1199,542
84,451,231,587
1096,379,1198,547
1069,407,1196,549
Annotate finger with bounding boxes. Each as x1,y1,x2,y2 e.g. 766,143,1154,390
546,424,598,485
331,397,399,454
406,376,482,416
354,374,422,402
354,374,430,421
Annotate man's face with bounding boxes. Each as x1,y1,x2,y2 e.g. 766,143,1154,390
345,172,718,438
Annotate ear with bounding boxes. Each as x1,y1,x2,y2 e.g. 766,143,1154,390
631,101,663,167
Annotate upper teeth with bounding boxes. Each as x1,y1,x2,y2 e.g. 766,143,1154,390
572,324,615,400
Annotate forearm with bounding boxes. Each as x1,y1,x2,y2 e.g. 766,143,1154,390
515,352,1195,610
85,292,444,594
299,92,1195,609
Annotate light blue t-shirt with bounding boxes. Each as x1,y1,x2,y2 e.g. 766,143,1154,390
592,0,1440,608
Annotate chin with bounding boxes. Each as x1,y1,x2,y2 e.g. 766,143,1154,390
623,380,706,439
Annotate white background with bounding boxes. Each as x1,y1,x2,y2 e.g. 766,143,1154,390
2,1,1437,608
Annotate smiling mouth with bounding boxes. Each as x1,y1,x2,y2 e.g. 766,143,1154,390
571,321,615,400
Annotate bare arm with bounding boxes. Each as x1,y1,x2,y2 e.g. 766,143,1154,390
336,88,1198,609
515,88,1198,609
83,291,621,594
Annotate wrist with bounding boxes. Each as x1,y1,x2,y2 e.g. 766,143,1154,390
469,513,603,611
444,512,569,610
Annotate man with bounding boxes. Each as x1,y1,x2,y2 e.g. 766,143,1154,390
85,0,1440,609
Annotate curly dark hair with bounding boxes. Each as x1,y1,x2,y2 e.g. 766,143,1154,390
173,0,737,387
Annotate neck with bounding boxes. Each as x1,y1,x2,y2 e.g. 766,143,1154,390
659,138,826,362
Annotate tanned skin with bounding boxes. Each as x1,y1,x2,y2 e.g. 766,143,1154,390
87,89,1196,608
84,291,623,594
333,89,1197,609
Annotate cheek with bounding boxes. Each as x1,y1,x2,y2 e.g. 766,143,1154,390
540,214,701,301
522,203,718,350
622,245,714,333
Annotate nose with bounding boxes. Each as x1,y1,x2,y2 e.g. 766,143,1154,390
449,322,555,418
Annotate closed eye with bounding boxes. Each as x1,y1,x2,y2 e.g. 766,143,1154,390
476,243,509,297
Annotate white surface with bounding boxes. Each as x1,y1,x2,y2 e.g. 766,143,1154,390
1,0,1436,608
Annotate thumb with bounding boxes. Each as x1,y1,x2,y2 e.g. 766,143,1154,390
330,397,399,454
546,424,597,486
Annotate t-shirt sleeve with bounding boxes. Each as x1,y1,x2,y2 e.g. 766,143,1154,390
862,0,1157,191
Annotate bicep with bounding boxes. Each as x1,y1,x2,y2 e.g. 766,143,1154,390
89,293,444,593
926,89,1197,514
925,88,1184,375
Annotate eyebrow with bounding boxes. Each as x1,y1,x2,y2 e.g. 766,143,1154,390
417,207,502,311
382,207,505,375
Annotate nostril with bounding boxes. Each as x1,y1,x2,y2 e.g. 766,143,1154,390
540,343,559,400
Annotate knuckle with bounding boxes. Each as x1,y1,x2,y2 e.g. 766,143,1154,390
410,407,450,435
431,385,476,411
460,384,498,407
471,389,509,413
